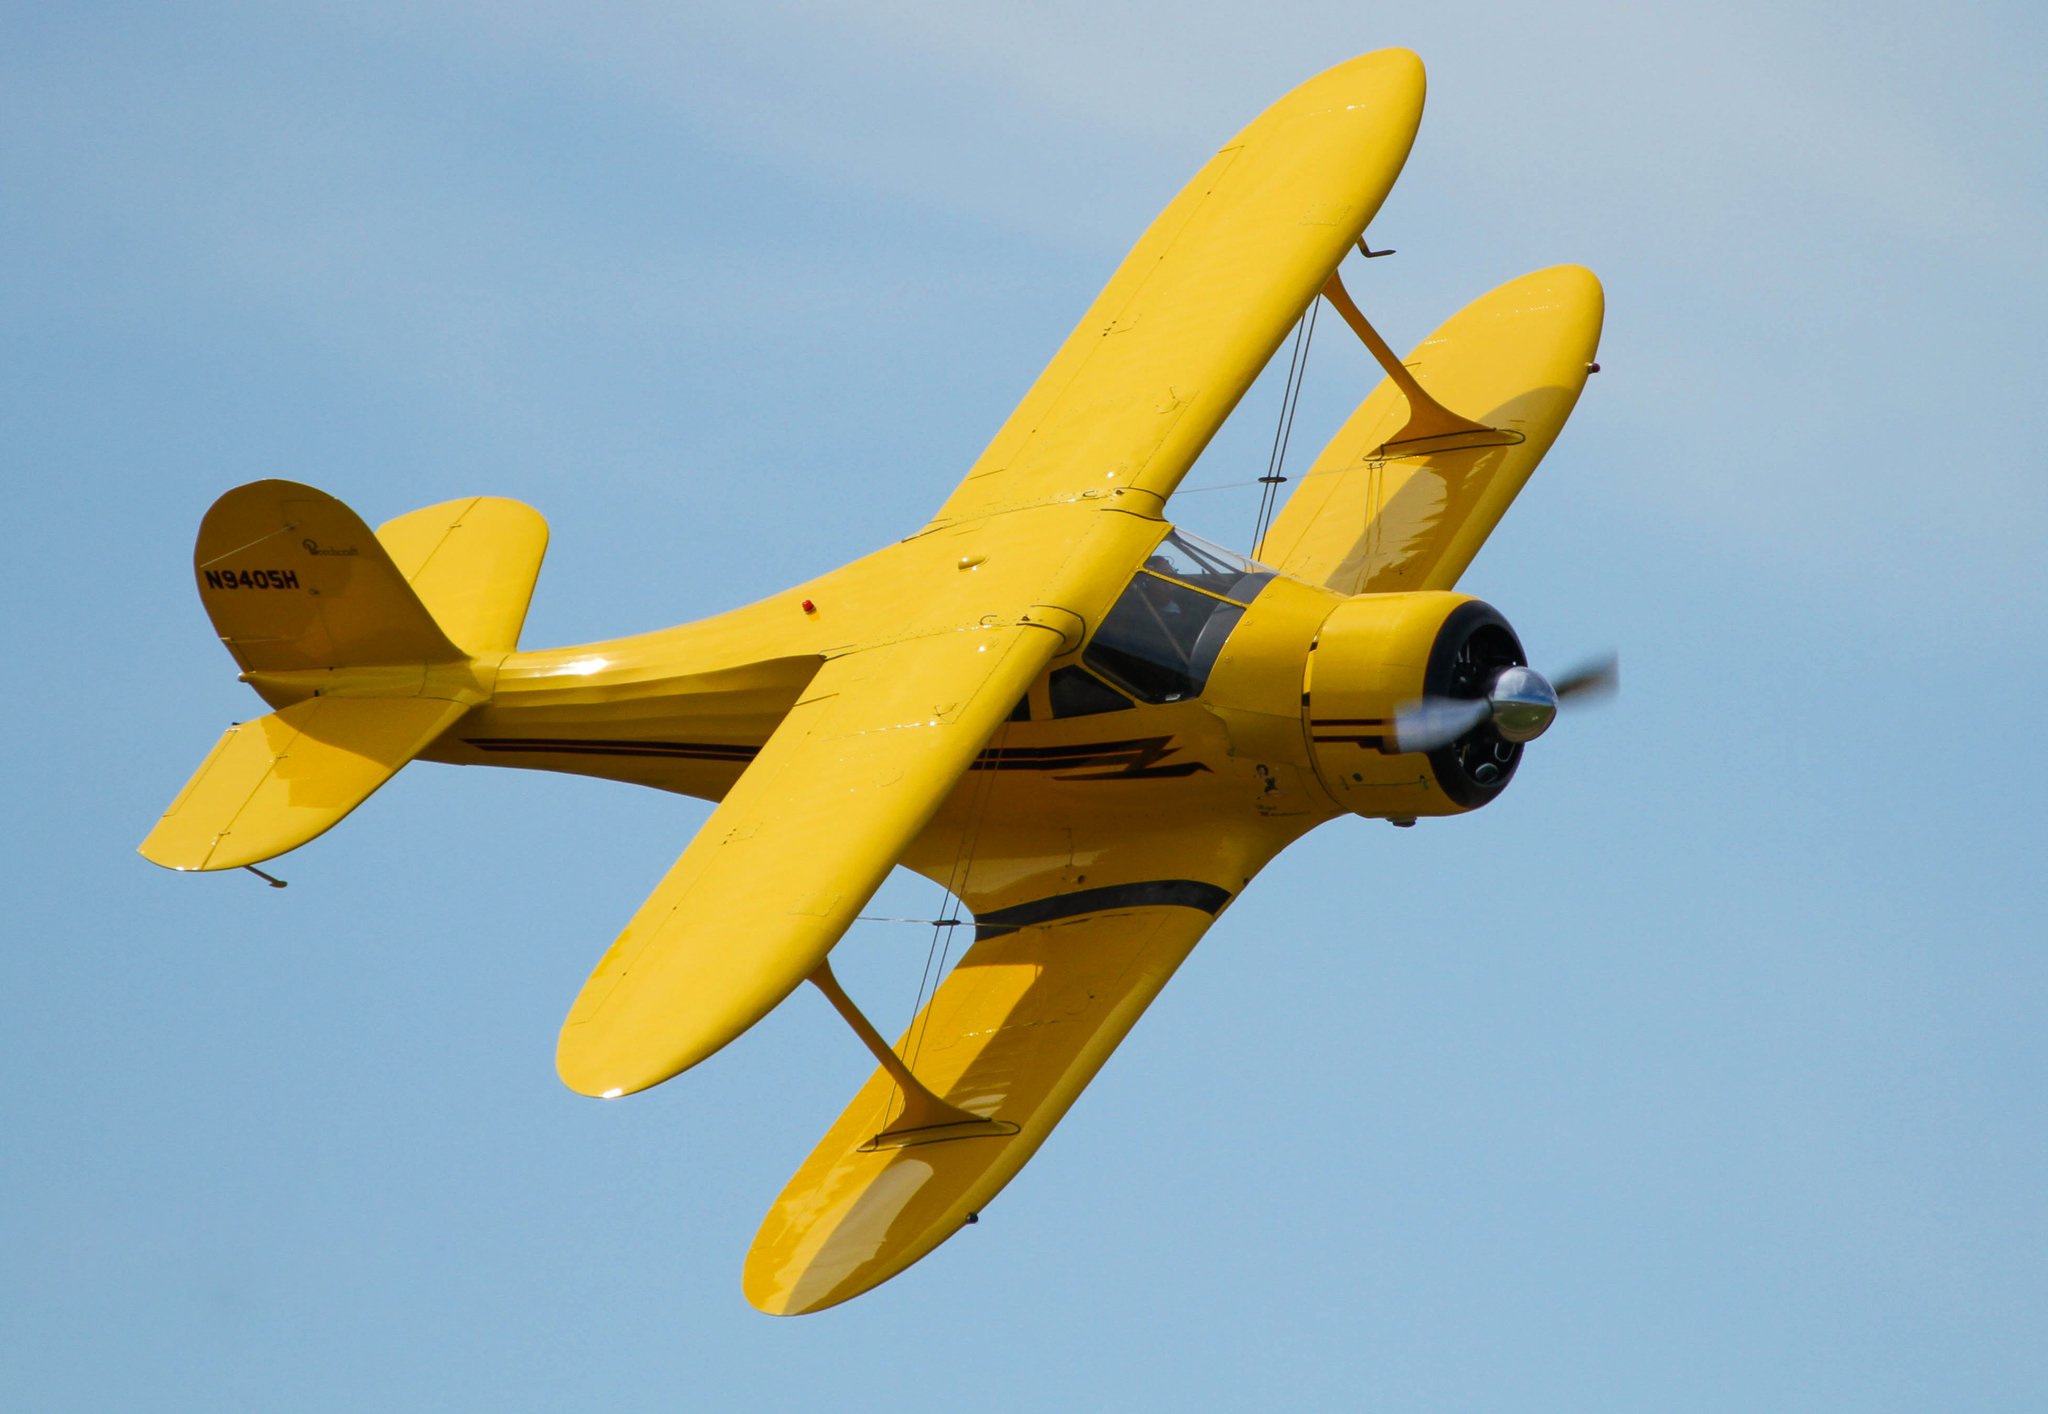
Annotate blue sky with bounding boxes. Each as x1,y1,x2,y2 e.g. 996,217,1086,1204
6,3,2045,1409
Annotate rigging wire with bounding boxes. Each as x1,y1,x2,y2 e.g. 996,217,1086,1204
874,718,1009,1124
1250,299,1319,558
907,721,1007,1072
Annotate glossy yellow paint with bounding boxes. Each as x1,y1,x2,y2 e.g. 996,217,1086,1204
746,865,1273,1316
545,48,1428,1092
1260,265,1604,593
929,47,1424,527
555,622,1062,1098
139,695,472,871
374,496,549,657
194,480,465,677
142,49,1609,1315
143,481,514,871
1304,591,1478,817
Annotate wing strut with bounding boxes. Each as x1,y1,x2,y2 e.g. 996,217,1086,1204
1320,268,1526,459
807,961,1019,1151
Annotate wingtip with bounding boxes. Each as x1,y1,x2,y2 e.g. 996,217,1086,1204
1302,46,1426,110
1344,46,1426,102
1532,262,1604,294
1487,264,1606,325
1373,45,1426,81
741,1274,802,1318
740,1250,864,1318
1253,48,1424,162
554,979,758,1099
553,1035,659,1100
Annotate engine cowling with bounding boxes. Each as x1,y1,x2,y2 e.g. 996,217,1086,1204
1303,591,1529,819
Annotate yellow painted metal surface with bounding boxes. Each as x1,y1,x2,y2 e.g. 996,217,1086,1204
195,480,463,675
375,497,549,656
140,696,471,871
747,910,1210,1315
929,48,1423,528
1303,591,1476,817
555,622,1064,1097
147,480,531,872
1260,265,1604,593
142,49,1614,1315
1201,572,1345,766
746,822,1295,1315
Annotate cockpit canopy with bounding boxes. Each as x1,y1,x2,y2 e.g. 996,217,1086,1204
1080,530,1273,705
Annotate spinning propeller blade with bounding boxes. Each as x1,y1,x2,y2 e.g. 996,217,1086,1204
1392,652,1618,754
1390,697,1492,753
1552,654,1619,701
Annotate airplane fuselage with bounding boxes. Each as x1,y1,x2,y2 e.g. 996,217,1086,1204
416,522,1352,902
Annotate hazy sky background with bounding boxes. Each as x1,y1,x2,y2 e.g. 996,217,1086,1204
6,3,2045,1409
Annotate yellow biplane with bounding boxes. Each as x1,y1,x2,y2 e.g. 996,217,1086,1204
142,49,1610,1314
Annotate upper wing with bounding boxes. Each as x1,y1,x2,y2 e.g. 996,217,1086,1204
558,52,1430,1100
1259,265,1605,593
555,623,1061,1098
743,823,1295,1315
928,49,1425,528
552,55,1425,1098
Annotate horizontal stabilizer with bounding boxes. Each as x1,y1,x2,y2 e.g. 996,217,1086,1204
139,695,470,871
375,497,549,656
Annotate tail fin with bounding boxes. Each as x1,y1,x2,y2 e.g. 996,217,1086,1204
142,480,549,872
195,479,464,673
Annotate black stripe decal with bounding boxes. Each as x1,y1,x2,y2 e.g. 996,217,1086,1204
462,737,760,761
972,736,1210,780
1311,717,1390,750
460,735,1209,779
974,879,1232,939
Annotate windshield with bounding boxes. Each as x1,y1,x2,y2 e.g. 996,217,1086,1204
1139,529,1271,599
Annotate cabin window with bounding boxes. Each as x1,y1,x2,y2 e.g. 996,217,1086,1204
1082,531,1273,704
1049,665,1135,718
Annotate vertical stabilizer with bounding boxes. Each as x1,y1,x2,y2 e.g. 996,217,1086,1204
195,479,464,673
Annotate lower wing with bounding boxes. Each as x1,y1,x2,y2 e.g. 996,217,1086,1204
743,833,1290,1315
1259,265,1603,594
